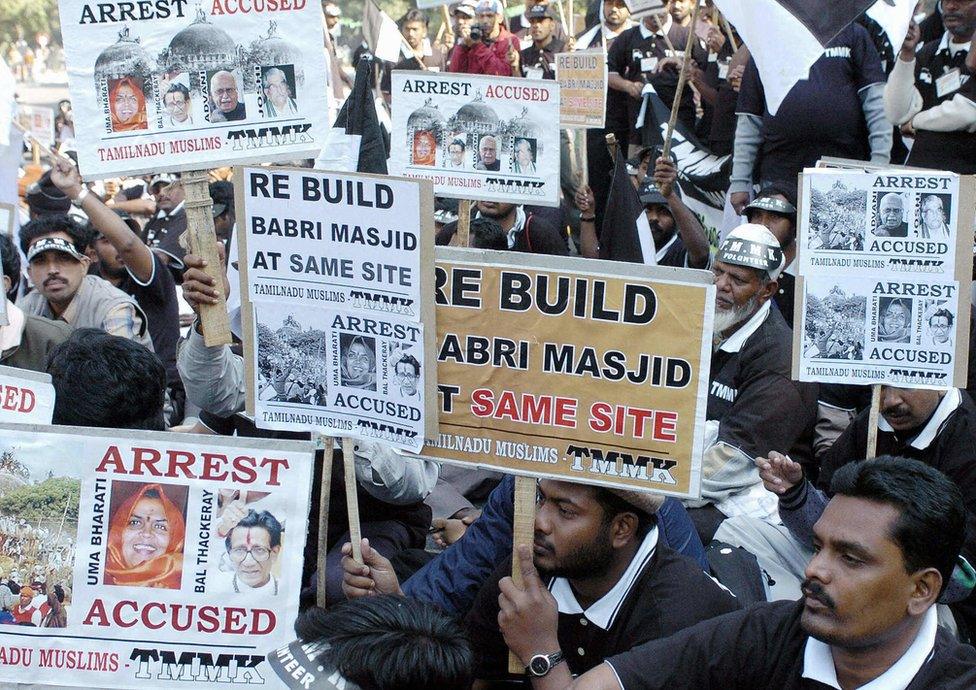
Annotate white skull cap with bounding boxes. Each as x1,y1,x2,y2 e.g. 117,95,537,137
716,223,786,281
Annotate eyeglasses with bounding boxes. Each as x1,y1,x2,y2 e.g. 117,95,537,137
229,546,271,562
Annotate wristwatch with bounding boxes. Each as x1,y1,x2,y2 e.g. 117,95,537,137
526,650,565,677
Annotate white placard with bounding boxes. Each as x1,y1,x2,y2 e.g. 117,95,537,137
389,71,561,207
797,275,964,389
799,169,963,277
58,0,329,179
0,424,313,688
0,365,54,423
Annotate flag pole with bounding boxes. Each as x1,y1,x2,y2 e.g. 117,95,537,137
660,0,700,160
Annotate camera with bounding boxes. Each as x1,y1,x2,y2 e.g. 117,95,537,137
469,24,483,41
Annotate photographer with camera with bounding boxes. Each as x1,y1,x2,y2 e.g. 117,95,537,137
448,0,519,75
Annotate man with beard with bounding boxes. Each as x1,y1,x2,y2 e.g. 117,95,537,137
437,200,569,255
687,224,817,541
519,5,564,80
639,156,709,268
537,457,976,689
342,480,738,684
48,157,181,419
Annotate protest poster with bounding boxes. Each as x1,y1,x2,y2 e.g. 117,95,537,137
0,423,313,688
420,248,714,498
0,366,55,424
556,51,607,129
57,0,329,179
796,275,968,389
794,169,975,390
237,166,437,451
798,169,971,277
388,71,561,207
15,105,55,148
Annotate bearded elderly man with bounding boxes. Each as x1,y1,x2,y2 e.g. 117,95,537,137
687,224,817,541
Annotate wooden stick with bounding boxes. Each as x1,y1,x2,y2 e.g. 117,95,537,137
657,14,677,53
508,475,538,674
720,16,738,51
441,4,454,42
605,132,618,161
316,434,334,609
660,0,700,160
866,384,881,459
456,199,472,247
12,119,61,162
343,436,363,564
181,169,233,346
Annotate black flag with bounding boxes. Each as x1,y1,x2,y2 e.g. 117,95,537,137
333,55,389,175
599,149,653,264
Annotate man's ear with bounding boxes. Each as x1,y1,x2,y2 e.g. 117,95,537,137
610,512,639,549
907,567,942,617
2,275,11,294
759,278,778,304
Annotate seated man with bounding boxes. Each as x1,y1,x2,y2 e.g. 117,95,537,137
46,328,166,431
269,594,474,690
0,233,71,371
18,215,153,351
342,480,737,685
547,457,976,689
687,224,817,541
720,385,976,636
396,473,709,617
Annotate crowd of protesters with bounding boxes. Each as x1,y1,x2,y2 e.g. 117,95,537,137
3,0,976,687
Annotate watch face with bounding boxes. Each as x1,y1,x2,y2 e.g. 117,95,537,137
529,656,550,676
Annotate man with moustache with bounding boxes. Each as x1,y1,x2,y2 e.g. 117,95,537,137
17,216,152,350
723,384,976,637
48,157,181,419
341,480,738,685
531,457,976,689
686,224,817,541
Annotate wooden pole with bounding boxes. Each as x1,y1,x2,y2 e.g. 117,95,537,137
441,4,454,43
657,14,677,53
605,132,618,161
181,169,233,346
343,436,363,564
720,16,738,51
456,199,472,246
660,0,700,160
315,435,334,608
508,475,538,674
866,385,881,459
